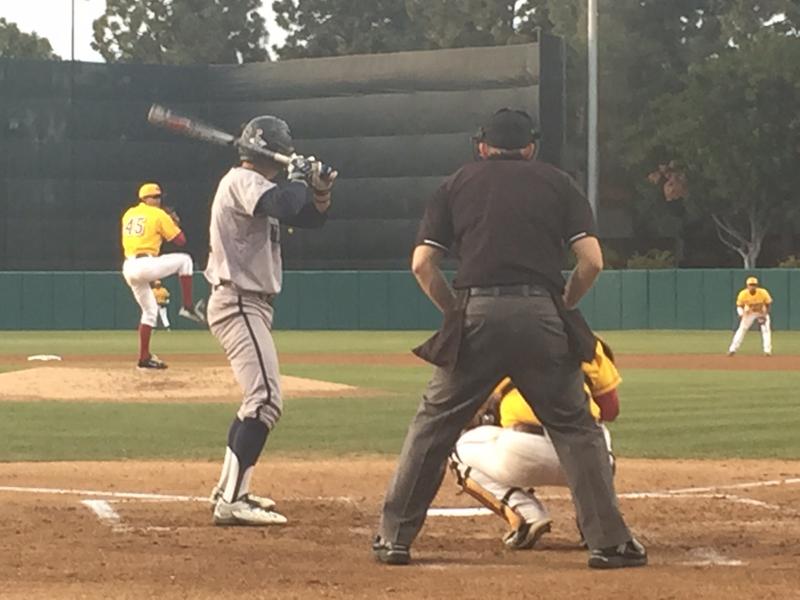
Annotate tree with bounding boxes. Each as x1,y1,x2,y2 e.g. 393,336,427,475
271,0,553,59
0,18,59,60
271,0,426,59
576,0,799,264
403,1,551,48
92,0,268,64
641,33,800,268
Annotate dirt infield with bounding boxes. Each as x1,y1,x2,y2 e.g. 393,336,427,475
1,458,799,600
0,366,361,402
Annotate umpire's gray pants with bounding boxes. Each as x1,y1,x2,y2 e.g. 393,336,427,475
207,286,282,429
378,293,631,551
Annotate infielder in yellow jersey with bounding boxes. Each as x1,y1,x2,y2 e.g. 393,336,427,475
121,183,206,369
728,276,773,356
449,338,621,550
151,280,171,330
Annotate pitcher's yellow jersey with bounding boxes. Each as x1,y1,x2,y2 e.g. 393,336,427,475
121,203,181,259
736,287,772,315
498,339,621,428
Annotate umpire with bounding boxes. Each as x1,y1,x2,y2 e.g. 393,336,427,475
373,108,646,569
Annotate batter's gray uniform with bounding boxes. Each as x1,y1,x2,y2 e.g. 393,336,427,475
205,115,334,526
205,167,285,429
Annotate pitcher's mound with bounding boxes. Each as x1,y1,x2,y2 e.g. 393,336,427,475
0,367,360,402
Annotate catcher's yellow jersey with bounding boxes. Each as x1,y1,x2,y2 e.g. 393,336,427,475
736,288,772,314
121,203,181,259
498,339,621,428
152,286,170,305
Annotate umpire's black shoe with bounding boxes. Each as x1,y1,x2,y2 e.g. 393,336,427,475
588,538,647,569
372,536,411,565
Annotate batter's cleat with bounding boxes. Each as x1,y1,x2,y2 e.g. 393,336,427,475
588,538,648,569
372,536,411,565
727,351,735,357
208,486,276,511
764,351,772,357
213,496,287,526
503,518,552,550
179,299,206,324
137,354,167,370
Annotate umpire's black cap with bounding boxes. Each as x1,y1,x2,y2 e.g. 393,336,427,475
479,108,540,150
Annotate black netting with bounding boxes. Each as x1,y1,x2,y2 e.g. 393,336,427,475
0,40,564,270
207,86,540,140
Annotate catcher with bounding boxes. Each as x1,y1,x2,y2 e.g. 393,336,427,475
728,276,773,356
449,337,621,549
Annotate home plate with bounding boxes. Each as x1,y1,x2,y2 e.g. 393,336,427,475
427,507,492,517
681,548,745,567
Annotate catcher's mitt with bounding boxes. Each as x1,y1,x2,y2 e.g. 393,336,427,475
164,206,181,225
466,392,502,430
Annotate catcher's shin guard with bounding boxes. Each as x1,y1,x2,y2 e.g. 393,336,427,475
448,456,525,532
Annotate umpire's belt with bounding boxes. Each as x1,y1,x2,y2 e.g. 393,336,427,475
467,284,549,298
213,281,275,305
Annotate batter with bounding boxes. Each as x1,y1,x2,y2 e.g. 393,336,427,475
205,115,336,526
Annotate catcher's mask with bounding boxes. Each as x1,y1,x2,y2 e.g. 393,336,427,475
472,108,540,159
238,115,294,163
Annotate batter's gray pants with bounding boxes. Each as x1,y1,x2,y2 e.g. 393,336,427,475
378,293,631,551
207,286,282,429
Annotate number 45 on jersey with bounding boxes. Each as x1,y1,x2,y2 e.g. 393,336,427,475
125,216,146,237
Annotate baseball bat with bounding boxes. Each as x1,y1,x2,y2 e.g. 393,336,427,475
147,104,292,166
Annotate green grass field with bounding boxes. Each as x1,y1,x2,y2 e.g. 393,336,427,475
1,330,798,461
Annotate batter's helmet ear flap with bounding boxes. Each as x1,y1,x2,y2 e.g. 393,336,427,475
238,115,294,162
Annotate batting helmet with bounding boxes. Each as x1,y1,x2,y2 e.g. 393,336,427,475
238,116,294,162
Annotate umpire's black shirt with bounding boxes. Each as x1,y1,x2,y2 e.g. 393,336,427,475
416,156,596,293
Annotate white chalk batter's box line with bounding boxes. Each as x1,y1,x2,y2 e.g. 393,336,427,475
3,478,799,569
2,476,799,518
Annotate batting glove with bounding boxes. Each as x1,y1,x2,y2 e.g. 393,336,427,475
310,161,338,194
287,154,313,184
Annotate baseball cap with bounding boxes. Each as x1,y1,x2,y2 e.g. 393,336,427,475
746,276,758,286
480,108,539,150
138,182,162,199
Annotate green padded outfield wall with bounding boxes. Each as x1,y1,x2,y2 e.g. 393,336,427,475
0,269,797,331
0,37,565,271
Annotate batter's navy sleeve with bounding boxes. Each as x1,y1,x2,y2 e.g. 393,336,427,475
253,181,314,221
281,199,328,228
415,179,454,252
